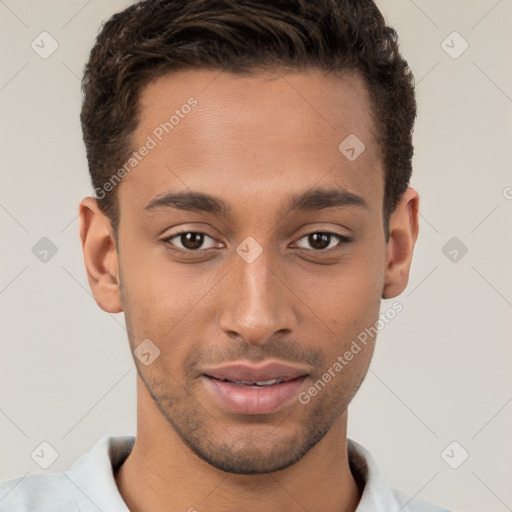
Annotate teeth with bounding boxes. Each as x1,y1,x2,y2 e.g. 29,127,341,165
219,378,285,386
254,379,282,386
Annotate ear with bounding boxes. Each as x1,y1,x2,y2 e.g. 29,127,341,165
79,197,123,313
382,187,419,299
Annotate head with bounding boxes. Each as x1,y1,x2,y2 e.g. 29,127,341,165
79,0,419,475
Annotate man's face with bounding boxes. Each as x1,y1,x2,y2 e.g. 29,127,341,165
112,69,388,473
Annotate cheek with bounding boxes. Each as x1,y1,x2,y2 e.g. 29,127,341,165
295,251,385,332
120,265,218,374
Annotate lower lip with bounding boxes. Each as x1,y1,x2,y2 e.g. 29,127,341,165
203,375,307,415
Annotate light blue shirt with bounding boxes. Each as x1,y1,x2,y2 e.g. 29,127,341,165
0,436,451,511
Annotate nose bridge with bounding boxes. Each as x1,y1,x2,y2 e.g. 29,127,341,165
219,239,295,345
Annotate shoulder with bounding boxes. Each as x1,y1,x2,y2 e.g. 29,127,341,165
347,438,452,512
0,435,134,512
0,472,76,511
391,488,452,512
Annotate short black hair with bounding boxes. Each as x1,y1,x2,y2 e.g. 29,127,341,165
81,0,416,237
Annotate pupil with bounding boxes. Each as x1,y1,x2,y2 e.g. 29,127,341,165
309,233,330,250
182,232,204,250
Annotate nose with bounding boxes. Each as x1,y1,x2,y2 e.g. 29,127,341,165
219,243,298,346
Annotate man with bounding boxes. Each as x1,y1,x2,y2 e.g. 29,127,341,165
0,0,451,510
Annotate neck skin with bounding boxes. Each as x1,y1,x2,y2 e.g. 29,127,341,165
114,376,362,512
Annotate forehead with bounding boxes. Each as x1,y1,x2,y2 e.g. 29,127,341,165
136,67,378,148
120,68,383,215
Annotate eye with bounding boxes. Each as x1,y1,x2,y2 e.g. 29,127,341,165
162,230,350,254
162,231,219,252
294,232,350,251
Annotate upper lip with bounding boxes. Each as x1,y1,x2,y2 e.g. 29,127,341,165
202,361,309,383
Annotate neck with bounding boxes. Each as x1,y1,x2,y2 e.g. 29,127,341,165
115,379,362,512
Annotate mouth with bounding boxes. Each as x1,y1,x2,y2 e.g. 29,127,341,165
201,361,309,415
207,376,294,387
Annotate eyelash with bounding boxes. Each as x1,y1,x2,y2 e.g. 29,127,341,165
161,231,351,254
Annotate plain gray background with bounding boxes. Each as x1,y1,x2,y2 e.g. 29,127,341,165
1,1,511,511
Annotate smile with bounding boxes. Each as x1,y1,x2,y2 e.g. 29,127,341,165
203,374,308,415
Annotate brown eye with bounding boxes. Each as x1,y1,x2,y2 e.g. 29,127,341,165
295,232,349,251
163,232,217,251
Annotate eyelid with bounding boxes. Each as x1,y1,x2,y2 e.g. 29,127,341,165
162,231,220,251
292,231,350,251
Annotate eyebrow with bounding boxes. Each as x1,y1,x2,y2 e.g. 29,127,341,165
144,187,367,216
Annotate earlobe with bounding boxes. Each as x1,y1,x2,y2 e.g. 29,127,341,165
381,188,420,299
79,197,123,313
